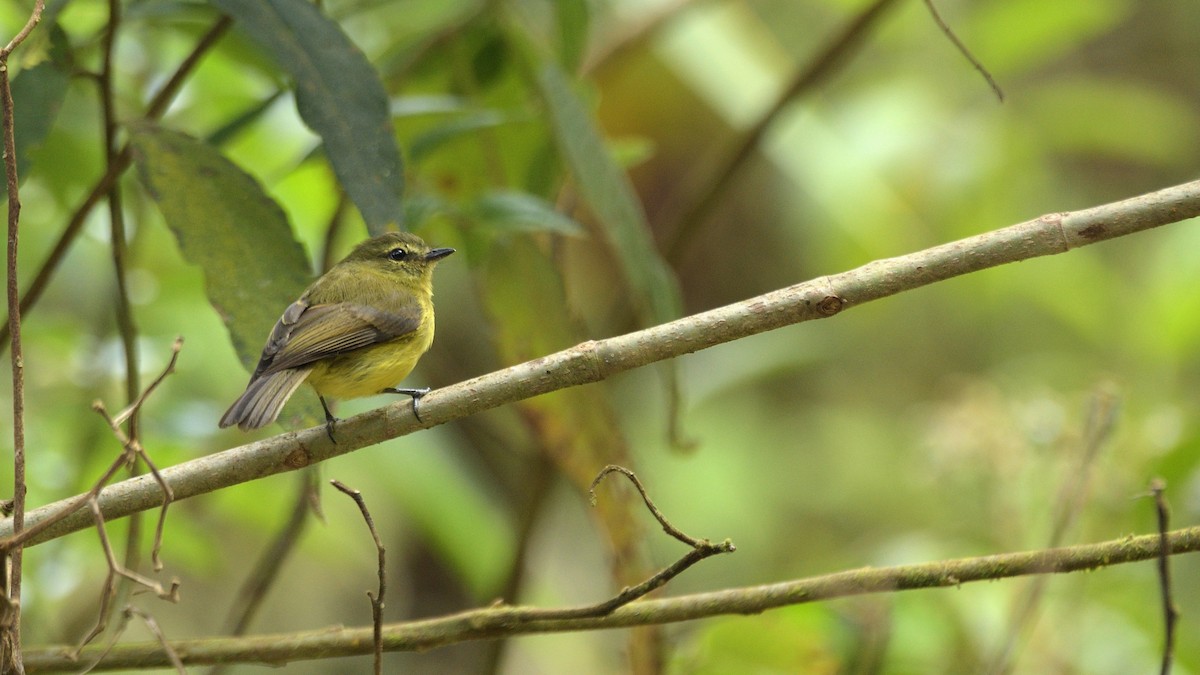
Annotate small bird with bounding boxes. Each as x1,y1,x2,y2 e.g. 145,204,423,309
219,231,454,439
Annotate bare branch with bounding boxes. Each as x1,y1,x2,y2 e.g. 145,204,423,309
24,525,1200,672
2,180,1197,546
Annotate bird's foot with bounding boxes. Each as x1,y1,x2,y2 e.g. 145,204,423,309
319,395,340,443
383,387,432,422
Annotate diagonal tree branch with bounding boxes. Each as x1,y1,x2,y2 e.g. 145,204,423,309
2,179,1199,546
22,525,1200,672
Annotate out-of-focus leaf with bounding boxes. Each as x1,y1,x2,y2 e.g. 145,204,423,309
534,61,682,324
210,0,404,234
471,29,509,88
555,0,590,72
206,88,287,147
472,190,584,235
391,94,469,117
1026,78,1199,165
968,0,1131,75
409,109,509,164
129,124,321,425
7,25,70,184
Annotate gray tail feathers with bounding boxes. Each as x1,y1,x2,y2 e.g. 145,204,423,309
219,368,312,431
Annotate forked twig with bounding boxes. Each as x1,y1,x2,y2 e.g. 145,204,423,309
331,480,386,675
58,339,184,654
93,336,183,571
72,498,181,657
509,465,734,622
79,605,184,675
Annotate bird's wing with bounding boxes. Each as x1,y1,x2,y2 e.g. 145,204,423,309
253,300,422,377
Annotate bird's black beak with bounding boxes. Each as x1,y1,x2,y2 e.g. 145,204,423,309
425,247,455,261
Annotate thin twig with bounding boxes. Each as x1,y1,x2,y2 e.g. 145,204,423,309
1151,479,1177,675
98,0,151,637
331,480,386,675
0,1,43,57
72,499,181,655
78,606,184,675
95,338,184,570
503,464,736,621
922,0,1004,102
0,4,46,671
26,525,1200,671
591,465,707,548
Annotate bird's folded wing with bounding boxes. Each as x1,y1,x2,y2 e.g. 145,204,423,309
259,301,422,375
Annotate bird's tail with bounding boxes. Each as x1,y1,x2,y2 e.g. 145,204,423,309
219,368,312,431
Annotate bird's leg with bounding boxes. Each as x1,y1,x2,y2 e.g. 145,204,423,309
383,387,431,422
319,395,339,443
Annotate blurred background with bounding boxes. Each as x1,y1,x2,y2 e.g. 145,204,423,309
3,0,1200,672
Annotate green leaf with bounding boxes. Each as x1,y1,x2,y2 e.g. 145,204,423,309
210,0,404,234
472,190,584,235
7,25,70,184
129,124,322,425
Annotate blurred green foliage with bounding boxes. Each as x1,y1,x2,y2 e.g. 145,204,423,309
1,0,1199,672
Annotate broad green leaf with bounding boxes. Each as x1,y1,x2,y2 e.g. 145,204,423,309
535,61,682,324
471,190,584,235
210,0,404,234
7,25,70,184
129,124,321,425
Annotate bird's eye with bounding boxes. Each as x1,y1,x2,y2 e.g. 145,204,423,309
387,248,408,261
